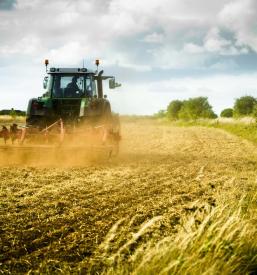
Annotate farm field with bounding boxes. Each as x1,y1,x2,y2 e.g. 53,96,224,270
1,119,257,274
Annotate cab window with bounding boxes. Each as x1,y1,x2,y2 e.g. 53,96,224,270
52,74,95,98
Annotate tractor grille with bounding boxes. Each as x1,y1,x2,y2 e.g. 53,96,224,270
52,99,81,119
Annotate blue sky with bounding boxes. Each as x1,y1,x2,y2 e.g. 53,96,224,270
0,0,257,115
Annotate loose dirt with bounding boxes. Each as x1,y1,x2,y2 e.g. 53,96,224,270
0,120,256,273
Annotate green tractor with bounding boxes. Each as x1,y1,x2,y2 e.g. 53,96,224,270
21,59,121,157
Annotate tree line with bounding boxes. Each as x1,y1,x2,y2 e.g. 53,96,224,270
0,109,26,117
155,96,257,120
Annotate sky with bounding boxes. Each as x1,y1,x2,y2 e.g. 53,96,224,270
0,0,257,115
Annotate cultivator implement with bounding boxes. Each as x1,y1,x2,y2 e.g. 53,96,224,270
0,119,120,165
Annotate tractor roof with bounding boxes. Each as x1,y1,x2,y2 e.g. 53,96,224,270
48,67,96,74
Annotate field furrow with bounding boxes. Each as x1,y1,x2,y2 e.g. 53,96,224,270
0,120,257,274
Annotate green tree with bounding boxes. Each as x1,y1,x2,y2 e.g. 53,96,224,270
234,96,257,116
220,108,233,118
178,97,217,120
167,100,183,120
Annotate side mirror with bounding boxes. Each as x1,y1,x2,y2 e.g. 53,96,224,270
109,78,115,89
109,78,122,89
43,76,48,89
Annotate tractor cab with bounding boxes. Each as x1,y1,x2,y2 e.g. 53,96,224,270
43,68,98,99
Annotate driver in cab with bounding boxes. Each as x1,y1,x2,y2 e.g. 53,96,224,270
65,76,82,97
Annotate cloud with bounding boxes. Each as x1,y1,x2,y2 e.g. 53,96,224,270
204,28,231,53
183,27,249,56
142,32,164,44
183,43,204,54
0,0,254,70
0,35,43,56
218,0,257,52
0,0,16,10
46,42,89,66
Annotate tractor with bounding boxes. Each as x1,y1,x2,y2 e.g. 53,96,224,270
1,60,121,161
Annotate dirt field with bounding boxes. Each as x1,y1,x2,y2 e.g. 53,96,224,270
1,119,257,274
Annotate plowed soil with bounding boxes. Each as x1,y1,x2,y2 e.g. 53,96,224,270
0,119,257,273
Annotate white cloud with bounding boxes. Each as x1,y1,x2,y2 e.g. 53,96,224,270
184,27,249,56
183,43,204,54
204,27,231,52
218,0,257,52
0,35,43,56
46,42,90,66
55,11,80,27
142,32,164,44
0,0,254,67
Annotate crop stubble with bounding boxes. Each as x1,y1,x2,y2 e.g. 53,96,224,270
0,120,256,273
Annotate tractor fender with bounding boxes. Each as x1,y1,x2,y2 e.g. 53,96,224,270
26,98,38,116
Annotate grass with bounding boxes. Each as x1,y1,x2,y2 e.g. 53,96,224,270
215,123,257,145
104,192,257,274
170,117,257,145
0,115,25,125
